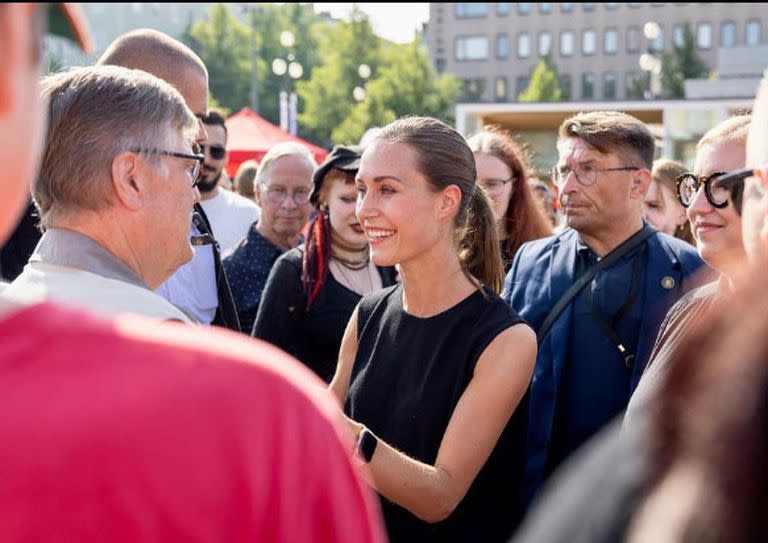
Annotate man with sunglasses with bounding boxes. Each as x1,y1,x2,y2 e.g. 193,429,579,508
504,111,707,503
197,110,260,254
624,114,750,431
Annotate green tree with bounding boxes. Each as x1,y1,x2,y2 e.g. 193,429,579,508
332,40,460,144
660,23,709,98
182,4,252,113
297,8,382,147
518,55,563,102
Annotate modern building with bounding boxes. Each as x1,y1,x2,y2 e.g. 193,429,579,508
427,2,766,170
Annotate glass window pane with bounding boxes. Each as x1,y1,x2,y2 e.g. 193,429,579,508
604,72,617,99
697,23,712,49
747,20,761,45
650,26,665,53
455,3,489,18
560,31,574,56
455,36,490,60
539,3,553,14
518,33,531,57
518,3,531,15
721,22,736,48
582,73,594,99
495,76,508,101
497,34,510,59
560,3,574,12
583,30,596,55
560,74,572,100
497,3,509,15
539,32,552,56
604,29,618,54
673,24,685,48
627,26,640,53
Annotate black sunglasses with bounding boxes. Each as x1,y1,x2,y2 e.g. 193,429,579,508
200,144,226,160
713,167,754,215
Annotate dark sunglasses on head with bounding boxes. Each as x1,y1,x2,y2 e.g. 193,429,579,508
201,144,226,160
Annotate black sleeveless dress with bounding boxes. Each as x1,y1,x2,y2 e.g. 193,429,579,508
346,284,531,542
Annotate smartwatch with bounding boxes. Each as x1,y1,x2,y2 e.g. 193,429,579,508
356,425,378,463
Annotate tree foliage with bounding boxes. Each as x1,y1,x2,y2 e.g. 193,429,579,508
518,55,564,102
332,40,460,144
661,23,709,98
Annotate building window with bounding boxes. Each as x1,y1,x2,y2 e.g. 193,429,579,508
461,78,487,101
560,74,572,100
560,31,574,56
582,30,597,55
539,32,552,56
604,28,618,54
583,3,596,11
560,3,574,12
582,73,595,99
435,58,446,73
539,3,553,14
747,20,762,45
649,25,664,53
626,71,645,99
518,33,531,58
516,76,530,98
721,21,736,48
455,3,489,18
603,71,617,99
497,34,510,59
673,24,685,49
697,23,712,49
495,76,508,101
628,2,641,6
497,3,510,15
455,36,490,60
626,26,640,53
517,3,531,15
605,2,619,9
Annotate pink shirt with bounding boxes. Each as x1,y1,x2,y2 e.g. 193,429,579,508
0,303,384,542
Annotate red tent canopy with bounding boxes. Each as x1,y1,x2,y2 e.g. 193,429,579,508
224,107,328,178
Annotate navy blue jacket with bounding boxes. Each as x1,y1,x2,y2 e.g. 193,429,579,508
503,227,711,501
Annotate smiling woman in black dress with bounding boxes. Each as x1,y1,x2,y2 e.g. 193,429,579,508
252,145,396,382
330,117,536,542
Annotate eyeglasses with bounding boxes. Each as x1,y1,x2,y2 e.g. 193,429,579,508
709,167,755,215
200,144,226,160
130,148,205,187
477,177,515,194
552,164,639,187
676,171,745,211
261,185,312,206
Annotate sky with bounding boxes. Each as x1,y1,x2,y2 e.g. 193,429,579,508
312,3,430,44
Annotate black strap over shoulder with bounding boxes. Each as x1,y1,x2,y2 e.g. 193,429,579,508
536,223,656,345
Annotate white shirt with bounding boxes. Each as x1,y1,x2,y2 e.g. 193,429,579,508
200,189,261,254
155,224,218,324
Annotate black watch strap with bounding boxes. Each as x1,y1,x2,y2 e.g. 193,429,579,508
358,426,378,463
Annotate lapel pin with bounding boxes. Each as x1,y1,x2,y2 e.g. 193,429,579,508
661,276,675,290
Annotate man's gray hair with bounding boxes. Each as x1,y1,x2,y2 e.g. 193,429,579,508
256,142,317,186
36,65,198,226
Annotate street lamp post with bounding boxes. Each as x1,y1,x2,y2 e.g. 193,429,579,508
639,21,662,100
353,63,371,102
272,30,303,135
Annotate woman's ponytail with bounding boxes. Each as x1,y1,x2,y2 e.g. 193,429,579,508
458,187,503,294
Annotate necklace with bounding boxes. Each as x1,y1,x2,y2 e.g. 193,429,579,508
332,252,370,270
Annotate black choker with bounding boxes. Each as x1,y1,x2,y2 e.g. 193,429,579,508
332,253,370,270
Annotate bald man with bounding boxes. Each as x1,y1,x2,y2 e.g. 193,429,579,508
98,29,239,330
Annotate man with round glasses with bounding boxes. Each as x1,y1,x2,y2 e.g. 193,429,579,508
224,142,317,333
196,110,260,254
503,111,707,503
624,114,750,431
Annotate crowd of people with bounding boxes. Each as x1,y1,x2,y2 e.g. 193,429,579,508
1,4,768,541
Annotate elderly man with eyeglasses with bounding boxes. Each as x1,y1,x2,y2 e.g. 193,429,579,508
4,65,202,322
224,142,317,334
502,111,709,504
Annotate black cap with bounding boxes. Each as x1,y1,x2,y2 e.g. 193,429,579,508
310,144,363,206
